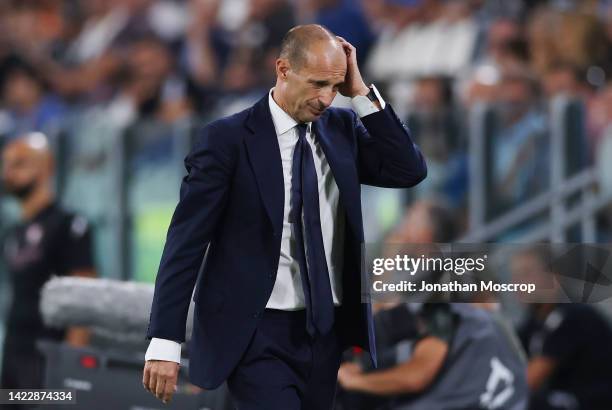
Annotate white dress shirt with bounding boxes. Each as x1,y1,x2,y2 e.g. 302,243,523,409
145,86,385,363
267,89,344,310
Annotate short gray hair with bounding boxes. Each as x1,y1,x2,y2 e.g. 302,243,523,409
279,24,337,70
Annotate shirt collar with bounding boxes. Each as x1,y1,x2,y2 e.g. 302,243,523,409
268,88,311,135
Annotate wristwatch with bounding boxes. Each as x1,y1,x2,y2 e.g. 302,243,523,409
351,84,385,116
365,85,378,103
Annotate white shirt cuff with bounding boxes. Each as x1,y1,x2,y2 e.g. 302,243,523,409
350,84,386,118
145,338,182,364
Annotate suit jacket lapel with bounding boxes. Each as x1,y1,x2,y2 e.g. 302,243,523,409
313,120,363,240
243,98,364,241
244,95,285,236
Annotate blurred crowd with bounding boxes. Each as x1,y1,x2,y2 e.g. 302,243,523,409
0,0,611,235
1,1,612,408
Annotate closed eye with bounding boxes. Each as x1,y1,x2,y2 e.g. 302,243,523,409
309,80,343,90
311,80,328,88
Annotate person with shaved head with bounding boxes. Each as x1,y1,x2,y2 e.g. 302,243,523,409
0,133,96,394
143,24,427,409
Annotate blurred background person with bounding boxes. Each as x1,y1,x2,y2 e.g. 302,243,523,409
404,76,467,210
0,58,66,141
513,248,612,410
488,66,548,216
337,303,528,410
336,200,528,410
0,133,96,393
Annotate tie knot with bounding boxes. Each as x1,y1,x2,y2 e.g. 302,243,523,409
296,123,308,139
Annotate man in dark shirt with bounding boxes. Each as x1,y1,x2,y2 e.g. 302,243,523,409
0,133,96,394
514,248,612,410
520,303,612,410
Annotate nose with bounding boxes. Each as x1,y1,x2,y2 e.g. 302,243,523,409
318,89,336,109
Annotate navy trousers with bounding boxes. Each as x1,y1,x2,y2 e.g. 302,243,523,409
226,307,343,410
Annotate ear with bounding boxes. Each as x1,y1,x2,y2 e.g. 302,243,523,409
276,58,290,80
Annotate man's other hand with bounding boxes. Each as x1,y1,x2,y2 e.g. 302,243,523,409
143,360,179,404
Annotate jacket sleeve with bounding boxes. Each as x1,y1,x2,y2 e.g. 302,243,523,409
354,105,427,188
146,123,235,343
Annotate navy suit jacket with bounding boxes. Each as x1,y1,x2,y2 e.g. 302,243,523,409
146,94,427,389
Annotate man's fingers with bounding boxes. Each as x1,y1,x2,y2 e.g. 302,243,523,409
163,379,177,403
143,361,180,403
147,367,158,393
155,375,166,401
336,36,349,47
336,36,357,62
336,36,355,49
142,364,151,390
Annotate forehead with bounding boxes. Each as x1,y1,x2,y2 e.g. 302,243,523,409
3,143,35,163
299,41,347,80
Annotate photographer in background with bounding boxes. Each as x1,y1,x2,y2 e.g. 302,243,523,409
0,133,96,395
337,200,528,410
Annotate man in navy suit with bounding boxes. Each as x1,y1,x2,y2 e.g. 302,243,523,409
143,24,426,409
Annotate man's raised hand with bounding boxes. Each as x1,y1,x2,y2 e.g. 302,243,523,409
336,36,369,98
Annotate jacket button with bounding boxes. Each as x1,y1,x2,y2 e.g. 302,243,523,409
253,311,260,318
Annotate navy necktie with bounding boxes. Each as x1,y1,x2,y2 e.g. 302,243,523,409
289,123,335,337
